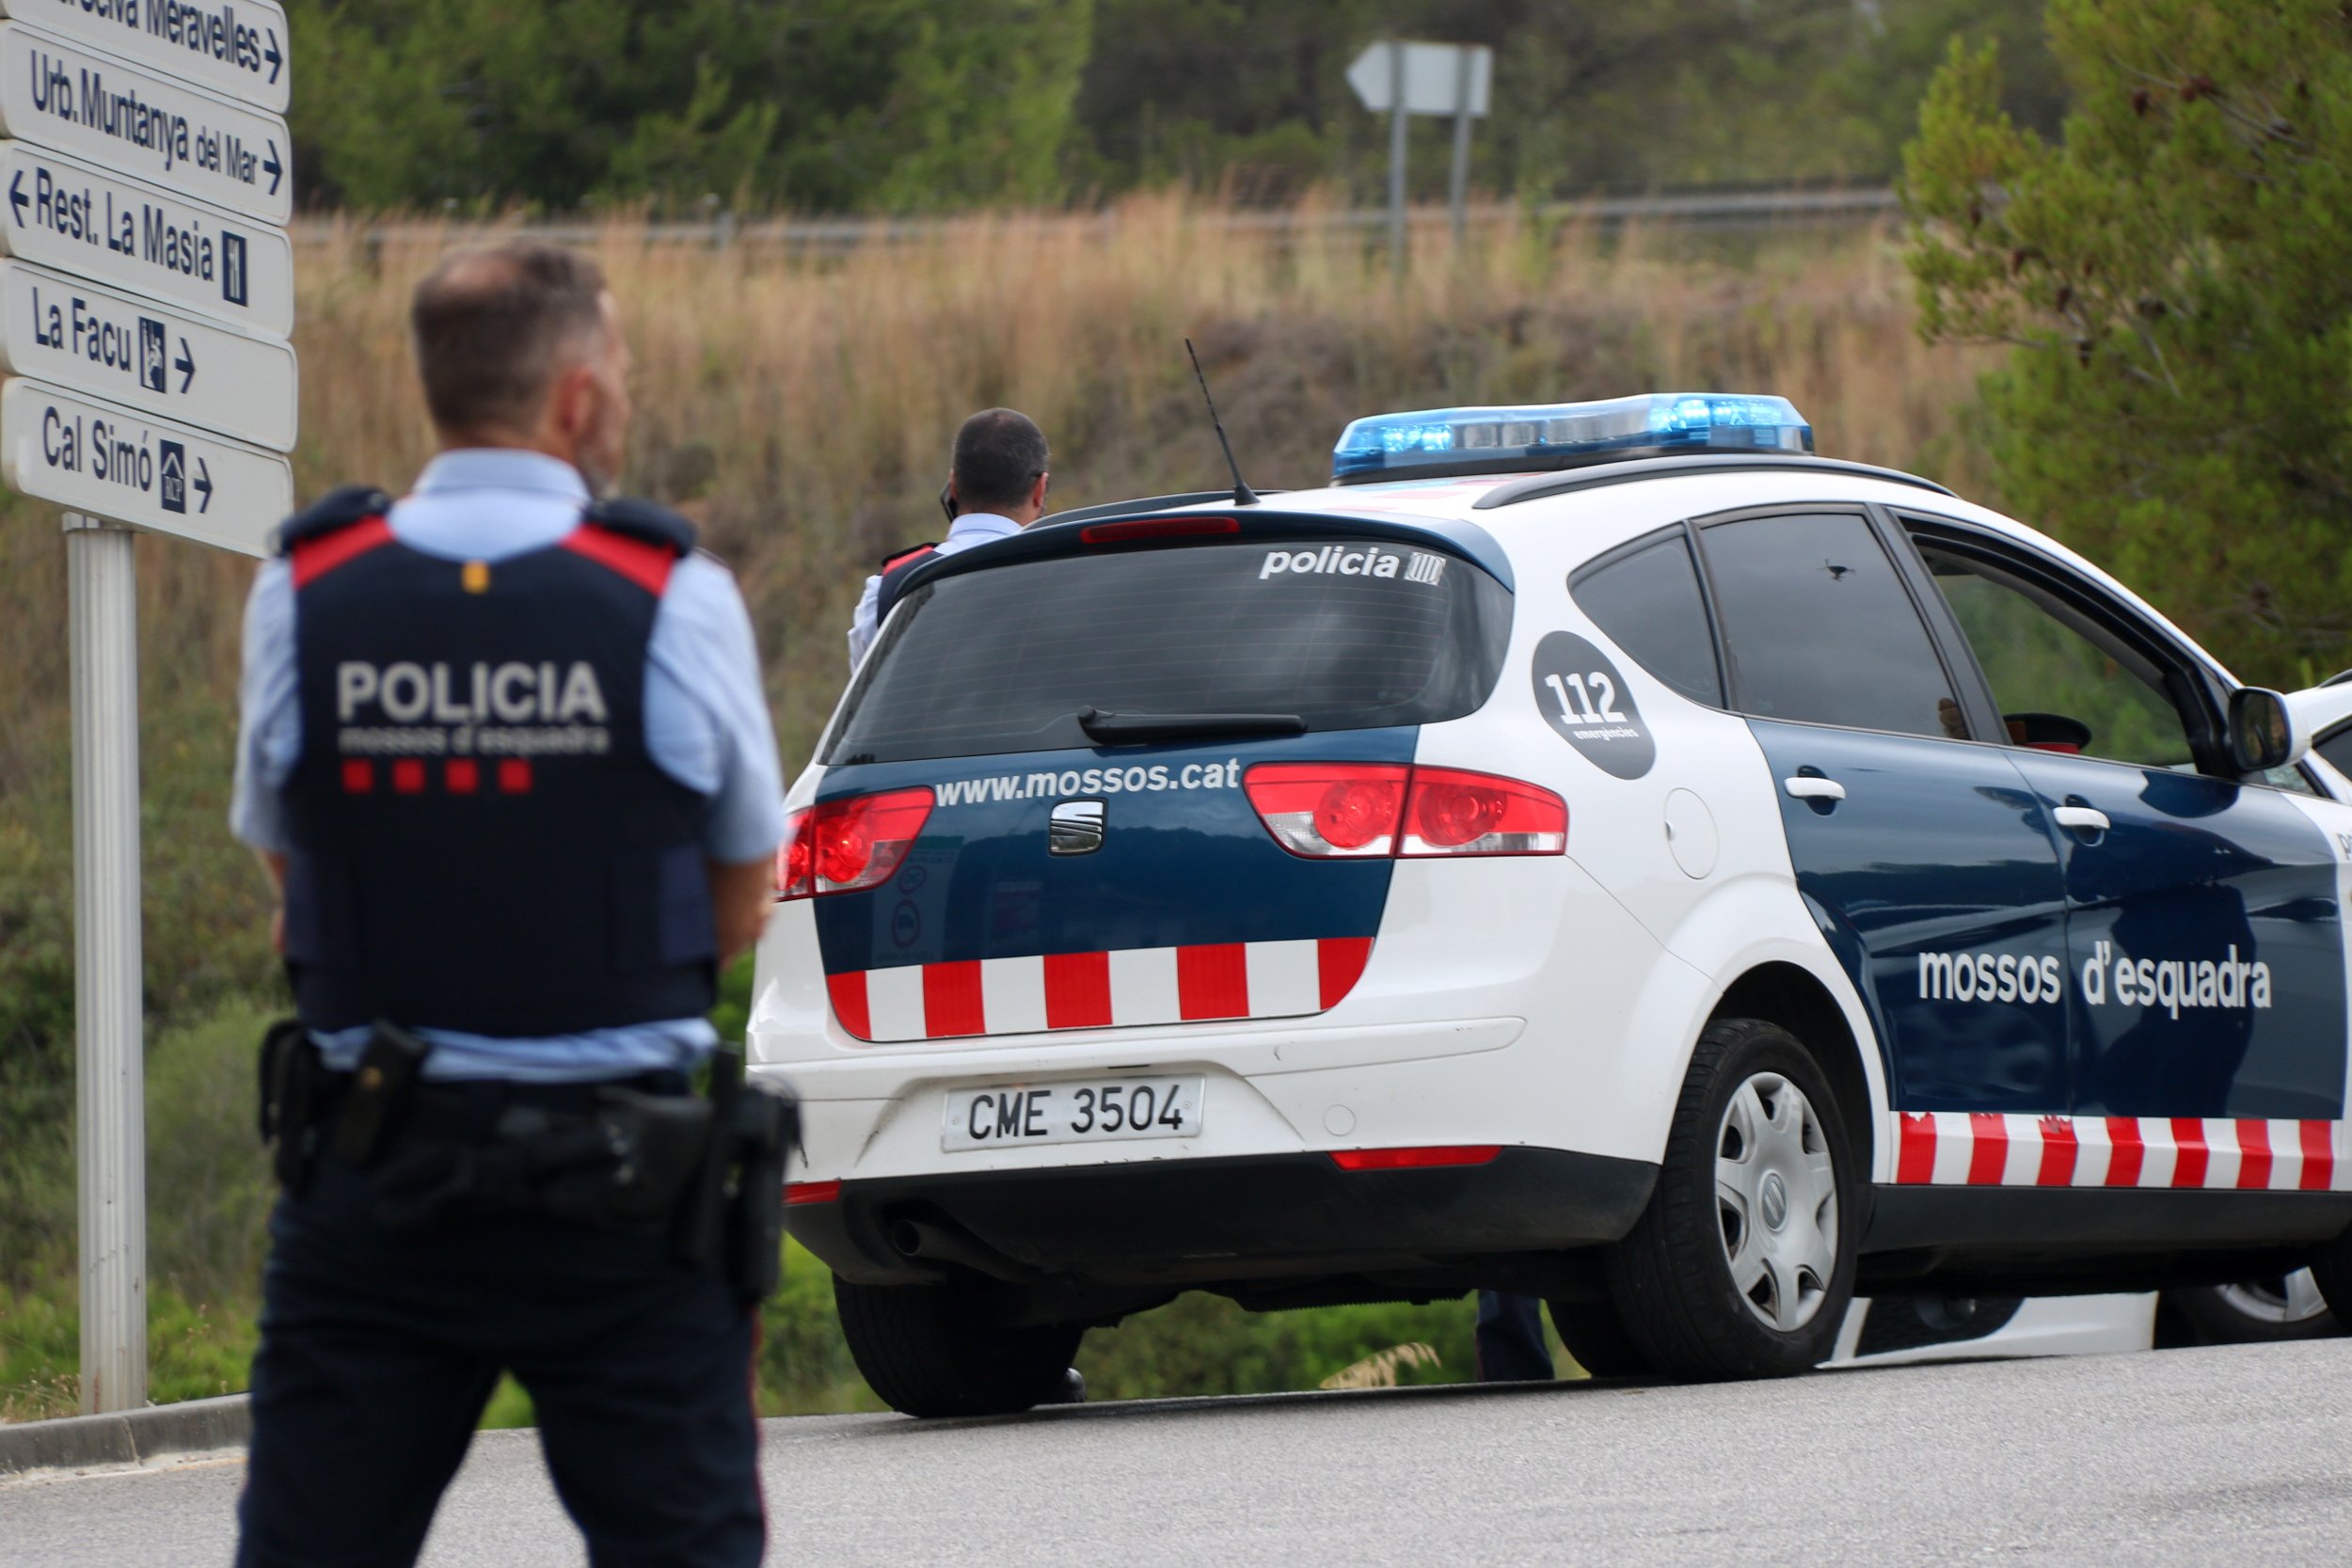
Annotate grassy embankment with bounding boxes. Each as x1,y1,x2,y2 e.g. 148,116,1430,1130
0,197,1998,1420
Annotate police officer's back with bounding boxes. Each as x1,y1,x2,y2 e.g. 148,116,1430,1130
230,242,786,1568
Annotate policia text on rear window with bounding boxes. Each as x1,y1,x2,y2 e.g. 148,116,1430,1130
825,538,1514,766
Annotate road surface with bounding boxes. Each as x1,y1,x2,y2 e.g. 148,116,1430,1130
6,1339,2349,1566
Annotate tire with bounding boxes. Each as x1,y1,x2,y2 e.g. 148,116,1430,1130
2167,1271,2342,1345
1600,1017,1858,1380
834,1275,1085,1418
1545,1293,1654,1378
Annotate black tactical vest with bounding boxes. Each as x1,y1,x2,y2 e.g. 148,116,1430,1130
870,541,938,631
277,486,718,1037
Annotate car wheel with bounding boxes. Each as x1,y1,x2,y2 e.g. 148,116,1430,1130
1545,1293,1654,1378
834,1275,1085,1418
2165,1270,2343,1345
1602,1017,1857,1379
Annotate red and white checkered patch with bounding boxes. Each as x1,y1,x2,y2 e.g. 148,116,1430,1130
1890,1111,2347,1192
825,937,1374,1043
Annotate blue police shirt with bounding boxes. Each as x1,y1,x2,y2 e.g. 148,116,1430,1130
846,511,1024,670
230,449,787,1082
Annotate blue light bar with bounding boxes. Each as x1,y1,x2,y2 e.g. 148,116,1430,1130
1330,393,1814,483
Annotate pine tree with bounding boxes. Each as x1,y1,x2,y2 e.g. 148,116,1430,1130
1905,1,2352,684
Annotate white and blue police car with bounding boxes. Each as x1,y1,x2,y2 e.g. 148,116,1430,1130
750,393,2352,1415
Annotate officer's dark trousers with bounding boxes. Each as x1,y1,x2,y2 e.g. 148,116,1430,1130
235,1130,764,1568
1475,1291,1555,1382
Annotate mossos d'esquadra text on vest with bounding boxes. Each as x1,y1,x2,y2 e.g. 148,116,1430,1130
332,659,617,761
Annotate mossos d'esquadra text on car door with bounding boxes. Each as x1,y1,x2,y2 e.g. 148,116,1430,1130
746,391,2352,1416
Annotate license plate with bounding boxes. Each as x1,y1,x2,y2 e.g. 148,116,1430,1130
941,1077,1206,1152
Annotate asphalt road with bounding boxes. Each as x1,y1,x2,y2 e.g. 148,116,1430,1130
7,1339,2351,1567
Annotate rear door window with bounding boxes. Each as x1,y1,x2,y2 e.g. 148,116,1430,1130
1698,512,1966,740
1571,530,1723,705
827,537,1513,765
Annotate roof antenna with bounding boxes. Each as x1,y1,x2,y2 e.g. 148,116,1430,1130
1185,337,1260,506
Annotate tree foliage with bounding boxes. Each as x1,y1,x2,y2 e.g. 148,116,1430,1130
289,0,1091,212
1904,1,2352,684
285,1,2054,213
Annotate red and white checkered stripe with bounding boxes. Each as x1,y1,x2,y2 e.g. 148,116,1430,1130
826,937,1374,1044
1890,1111,2348,1192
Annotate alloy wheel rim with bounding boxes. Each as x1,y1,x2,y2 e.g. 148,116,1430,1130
1715,1071,1837,1334
2214,1269,2330,1326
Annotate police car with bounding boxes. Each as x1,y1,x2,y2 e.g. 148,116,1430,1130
750,393,2352,1416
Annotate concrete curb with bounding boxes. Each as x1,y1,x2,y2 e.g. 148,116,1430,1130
0,1394,248,1477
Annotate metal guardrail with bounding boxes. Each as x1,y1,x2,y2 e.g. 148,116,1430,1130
290,187,1902,251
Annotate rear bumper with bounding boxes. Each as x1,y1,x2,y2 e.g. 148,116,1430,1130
789,1145,1657,1289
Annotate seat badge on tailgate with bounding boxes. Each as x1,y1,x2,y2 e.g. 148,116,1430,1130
1049,799,1106,855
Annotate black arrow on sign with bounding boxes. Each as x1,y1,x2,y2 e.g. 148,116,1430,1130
263,142,282,197
8,172,24,227
174,338,195,393
264,29,283,84
193,457,213,514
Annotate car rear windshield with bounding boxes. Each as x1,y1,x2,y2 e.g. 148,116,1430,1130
824,537,1514,765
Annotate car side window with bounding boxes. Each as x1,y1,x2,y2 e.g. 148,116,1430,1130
1570,531,1724,705
1911,542,2196,769
2316,726,2352,784
1698,512,1965,739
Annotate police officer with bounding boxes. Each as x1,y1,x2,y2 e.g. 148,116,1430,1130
230,241,785,1567
846,407,1050,669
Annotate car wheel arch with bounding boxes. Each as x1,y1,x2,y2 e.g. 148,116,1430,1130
1708,960,1876,1183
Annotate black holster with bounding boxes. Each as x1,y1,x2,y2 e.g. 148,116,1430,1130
258,1019,323,1193
673,1045,800,1303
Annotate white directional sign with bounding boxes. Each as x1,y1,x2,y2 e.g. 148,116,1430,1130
0,141,292,336
1346,41,1492,117
1,378,289,553
0,24,290,225
0,0,291,115
0,260,294,450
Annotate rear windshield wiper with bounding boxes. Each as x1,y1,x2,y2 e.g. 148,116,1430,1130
1077,706,1308,744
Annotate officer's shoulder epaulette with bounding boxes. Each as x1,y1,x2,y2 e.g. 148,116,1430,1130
879,541,938,572
270,484,393,556
582,497,697,556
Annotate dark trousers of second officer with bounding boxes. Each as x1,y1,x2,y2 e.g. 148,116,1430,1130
236,1079,766,1568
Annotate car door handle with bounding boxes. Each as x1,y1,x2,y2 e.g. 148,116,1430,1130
2052,805,2111,833
1783,776,1847,802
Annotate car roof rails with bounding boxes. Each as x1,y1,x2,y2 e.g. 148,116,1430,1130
1471,453,1953,510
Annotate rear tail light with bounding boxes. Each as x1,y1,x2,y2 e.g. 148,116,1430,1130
786,1180,842,1206
1243,764,1409,857
776,787,934,900
1246,764,1564,859
775,808,812,898
1401,767,1568,857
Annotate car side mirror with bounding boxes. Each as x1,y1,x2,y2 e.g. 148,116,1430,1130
2227,687,2297,773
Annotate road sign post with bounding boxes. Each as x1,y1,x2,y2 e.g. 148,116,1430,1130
65,512,143,1416
1346,40,1494,268
0,1,298,1416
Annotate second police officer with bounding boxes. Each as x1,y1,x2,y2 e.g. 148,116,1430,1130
847,407,1052,669
230,241,789,1568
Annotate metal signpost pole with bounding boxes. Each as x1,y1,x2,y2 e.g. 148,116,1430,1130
1388,40,1408,275
1449,48,1476,249
65,512,144,1413
0,0,298,1414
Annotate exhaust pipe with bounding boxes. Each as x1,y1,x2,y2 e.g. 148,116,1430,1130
890,1218,1038,1283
